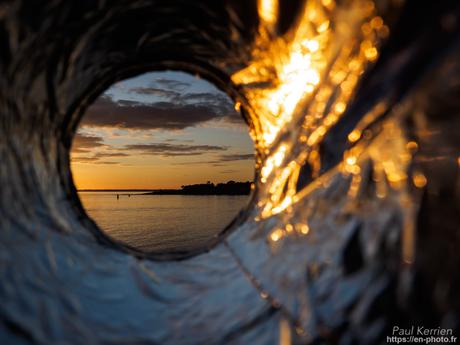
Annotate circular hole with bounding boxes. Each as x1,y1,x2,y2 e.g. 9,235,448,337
70,71,254,255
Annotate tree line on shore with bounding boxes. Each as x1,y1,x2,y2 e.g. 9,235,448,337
148,180,252,195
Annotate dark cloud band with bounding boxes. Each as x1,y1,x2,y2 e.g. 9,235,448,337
72,133,105,153
171,153,254,165
80,95,240,130
125,143,228,157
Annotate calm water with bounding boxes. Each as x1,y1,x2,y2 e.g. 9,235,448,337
79,192,248,252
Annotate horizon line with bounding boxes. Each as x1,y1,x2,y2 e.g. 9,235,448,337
77,181,252,192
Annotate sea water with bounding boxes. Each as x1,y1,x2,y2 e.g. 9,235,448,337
78,192,249,252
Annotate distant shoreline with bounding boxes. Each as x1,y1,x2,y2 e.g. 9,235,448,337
78,189,154,192
78,190,249,195
78,181,252,196
140,190,250,196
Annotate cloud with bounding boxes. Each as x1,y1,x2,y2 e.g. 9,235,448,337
180,93,243,123
163,138,194,143
71,150,128,164
72,156,99,162
80,95,238,130
171,152,254,165
71,133,129,164
152,78,190,90
129,79,235,111
218,153,254,161
72,133,106,153
129,87,180,99
129,87,239,116
179,92,227,104
221,113,247,124
124,143,228,157
93,152,128,158
71,156,120,165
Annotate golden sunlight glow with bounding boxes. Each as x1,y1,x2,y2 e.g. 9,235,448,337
412,172,427,188
348,129,362,143
296,223,310,235
71,160,254,190
406,141,418,153
270,228,284,242
231,1,391,236
258,0,278,27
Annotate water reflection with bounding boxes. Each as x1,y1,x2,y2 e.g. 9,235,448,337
79,192,249,252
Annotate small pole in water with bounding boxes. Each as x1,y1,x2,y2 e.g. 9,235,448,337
117,194,119,200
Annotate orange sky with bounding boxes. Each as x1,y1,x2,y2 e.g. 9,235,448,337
71,159,254,190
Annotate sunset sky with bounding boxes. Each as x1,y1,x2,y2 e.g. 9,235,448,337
71,71,254,189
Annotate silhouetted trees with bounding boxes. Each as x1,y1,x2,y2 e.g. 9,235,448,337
181,181,251,195
150,181,252,195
